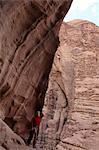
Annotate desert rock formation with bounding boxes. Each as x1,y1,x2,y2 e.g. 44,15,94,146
0,118,34,150
0,0,73,149
39,20,99,150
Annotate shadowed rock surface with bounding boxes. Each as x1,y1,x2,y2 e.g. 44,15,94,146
0,0,73,149
0,118,34,150
38,20,99,150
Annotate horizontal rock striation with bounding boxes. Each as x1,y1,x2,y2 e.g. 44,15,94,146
0,0,73,145
39,20,99,150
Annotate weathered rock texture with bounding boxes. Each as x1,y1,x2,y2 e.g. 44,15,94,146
0,0,73,142
0,118,34,150
39,20,99,150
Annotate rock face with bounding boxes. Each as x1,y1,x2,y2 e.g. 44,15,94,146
0,118,34,150
0,0,72,141
39,20,99,150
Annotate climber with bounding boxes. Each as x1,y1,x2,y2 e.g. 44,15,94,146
35,111,42,136
32,111,43,148
27,111,43,147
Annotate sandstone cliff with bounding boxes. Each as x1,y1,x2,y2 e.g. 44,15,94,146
39,20,99,150
0,0,72,149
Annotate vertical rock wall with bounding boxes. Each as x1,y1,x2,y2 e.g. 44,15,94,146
39,20,99,150
0,0,73,140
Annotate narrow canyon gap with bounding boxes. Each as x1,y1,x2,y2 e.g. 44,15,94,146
0,0,73,139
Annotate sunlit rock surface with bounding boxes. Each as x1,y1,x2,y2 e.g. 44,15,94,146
39,20,99,150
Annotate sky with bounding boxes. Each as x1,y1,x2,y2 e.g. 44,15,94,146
64,0,99,26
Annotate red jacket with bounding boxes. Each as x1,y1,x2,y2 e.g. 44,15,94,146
35,116,41,126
